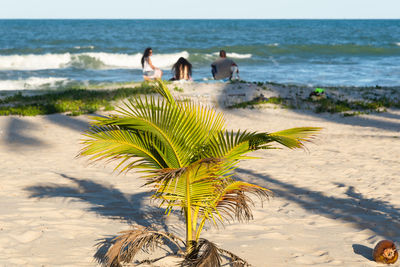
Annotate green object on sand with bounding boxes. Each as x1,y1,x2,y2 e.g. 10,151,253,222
315,88,325,93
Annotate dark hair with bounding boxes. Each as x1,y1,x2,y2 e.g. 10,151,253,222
141,47,152,68
172,57,192,80
219,50,226,57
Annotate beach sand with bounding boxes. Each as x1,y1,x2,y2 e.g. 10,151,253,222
0,82,399,266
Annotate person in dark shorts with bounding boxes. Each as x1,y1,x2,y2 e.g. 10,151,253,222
211,50,239,80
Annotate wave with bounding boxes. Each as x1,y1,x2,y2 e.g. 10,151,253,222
0,51,190,71
73,46,95,50
0,44,397,72
226,52,252,59
209,52,252,59
0,77,69,90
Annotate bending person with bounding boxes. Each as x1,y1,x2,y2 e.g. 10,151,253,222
170,57,192,81
141,47,163,81
211,50,239,80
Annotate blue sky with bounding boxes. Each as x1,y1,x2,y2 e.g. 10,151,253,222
1,0,399,19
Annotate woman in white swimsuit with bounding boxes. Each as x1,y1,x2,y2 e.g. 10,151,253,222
141,47,163,81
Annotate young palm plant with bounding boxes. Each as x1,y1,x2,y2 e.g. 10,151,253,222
80,80,320,266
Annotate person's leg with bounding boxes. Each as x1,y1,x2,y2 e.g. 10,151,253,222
154,69,163,79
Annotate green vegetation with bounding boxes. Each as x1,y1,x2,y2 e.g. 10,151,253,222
79,80,320,266
0,82,157,116
229,91,399,117
228,96,286,109
3,80,398,118
308,97,400,116
173,86,184,92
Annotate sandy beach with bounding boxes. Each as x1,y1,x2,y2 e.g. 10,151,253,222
0,82,399,266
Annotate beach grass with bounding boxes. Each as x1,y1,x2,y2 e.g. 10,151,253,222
2,80,399,117
228,81,400,116
227,96,287,109
0,82,157,116
229,95,400,116
309,97,400,116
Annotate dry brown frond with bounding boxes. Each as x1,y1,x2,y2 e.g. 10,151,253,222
183,239,222,267
183,239,251,267
218,247,251,267
216,184,271,223
103,225,184,267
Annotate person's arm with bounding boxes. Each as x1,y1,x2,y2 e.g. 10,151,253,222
148,57,158,70
211,64,217,79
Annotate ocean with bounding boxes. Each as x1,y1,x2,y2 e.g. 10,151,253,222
0,19,400,90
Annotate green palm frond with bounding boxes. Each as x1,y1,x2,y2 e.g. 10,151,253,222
147,158,230,212
205,127,321,161
205,130,258,160
85,95,226,168
80,126,169,171
266,127,322,149
153,79,175,104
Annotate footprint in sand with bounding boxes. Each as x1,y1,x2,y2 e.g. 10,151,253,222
7,258,29,265
258,232,288,240
10,230,42,243
291,250,343,265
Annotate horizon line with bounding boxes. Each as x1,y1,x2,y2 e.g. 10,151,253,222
0,18,399,20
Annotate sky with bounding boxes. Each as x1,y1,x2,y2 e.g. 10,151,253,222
1,0,399,19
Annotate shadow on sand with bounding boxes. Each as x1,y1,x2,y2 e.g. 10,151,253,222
2,114,90,151
25,173,182,263
4,117,47,149
237,167,400,241
44,114,90,132
352,244,373,261
25,173,169,227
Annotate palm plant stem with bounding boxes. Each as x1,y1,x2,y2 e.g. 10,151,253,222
185,173,194,253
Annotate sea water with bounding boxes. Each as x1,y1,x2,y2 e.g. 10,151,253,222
0,19,399,90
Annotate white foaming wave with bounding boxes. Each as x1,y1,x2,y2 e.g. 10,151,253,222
0,77,69,91
396,42,400,47
0,53,71,70
227,52,252,59
211,52,252,59
0,51,190,70
78,51,189,69
82,52,143,68
148,51,190,68
73,45,95,49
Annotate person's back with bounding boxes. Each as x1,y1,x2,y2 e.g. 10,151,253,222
211,50,239,80
171,57,192,81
